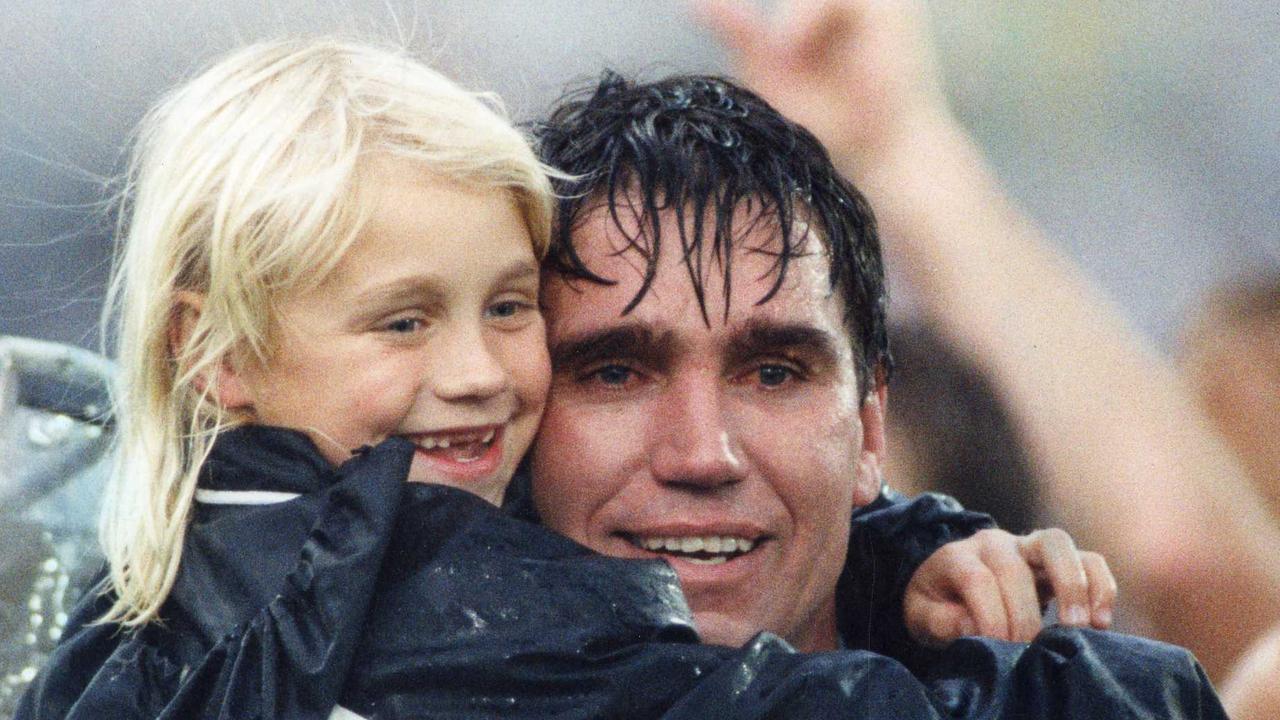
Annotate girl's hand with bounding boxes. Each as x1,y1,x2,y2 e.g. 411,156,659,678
904,528,1117,647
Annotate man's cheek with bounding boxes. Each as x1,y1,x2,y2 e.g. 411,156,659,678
531,409,598,522
803,433,866,509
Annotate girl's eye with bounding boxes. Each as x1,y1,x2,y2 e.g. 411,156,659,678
488,300,526,318
385,317,424,334
487,299,538,326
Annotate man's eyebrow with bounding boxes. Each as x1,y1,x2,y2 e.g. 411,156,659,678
547,324,676,370
725,320,843,363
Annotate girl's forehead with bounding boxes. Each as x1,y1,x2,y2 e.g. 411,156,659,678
294,166,536,298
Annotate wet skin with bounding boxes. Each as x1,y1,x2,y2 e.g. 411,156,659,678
532,203,884,651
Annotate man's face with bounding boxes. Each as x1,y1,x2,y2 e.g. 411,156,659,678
531,204,884,652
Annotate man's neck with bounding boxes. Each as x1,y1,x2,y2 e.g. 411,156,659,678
792,595,841,652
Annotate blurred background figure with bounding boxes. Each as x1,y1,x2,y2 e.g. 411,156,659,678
884,322,1041,536
1178,275,1280,718
1180,275,1280,520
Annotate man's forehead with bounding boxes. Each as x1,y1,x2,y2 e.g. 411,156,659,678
542,254,839,328
543,199,849,332
560,202,828,290
569,194,819,257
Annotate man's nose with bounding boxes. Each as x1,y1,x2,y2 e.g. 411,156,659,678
648,373,745,488
431,324,510,402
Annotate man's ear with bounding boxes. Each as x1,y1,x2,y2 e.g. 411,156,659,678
853,376,889,508
169,291,254,411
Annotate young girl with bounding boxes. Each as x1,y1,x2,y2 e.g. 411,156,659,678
102,36,554,632
15,37,579,718
15,36,1194,720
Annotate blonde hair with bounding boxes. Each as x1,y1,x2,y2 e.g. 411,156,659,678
100,37,555,626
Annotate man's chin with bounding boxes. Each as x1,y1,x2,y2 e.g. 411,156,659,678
691,604,839,653
690,610,762,649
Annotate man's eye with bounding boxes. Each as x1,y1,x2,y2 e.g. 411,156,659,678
591,364,634,386
757,364,796,387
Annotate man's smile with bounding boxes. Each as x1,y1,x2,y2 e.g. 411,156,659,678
623,532,761,565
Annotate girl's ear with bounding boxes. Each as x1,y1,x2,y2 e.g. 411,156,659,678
169,291,254,411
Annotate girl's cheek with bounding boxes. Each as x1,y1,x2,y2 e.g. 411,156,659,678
352,362,425,427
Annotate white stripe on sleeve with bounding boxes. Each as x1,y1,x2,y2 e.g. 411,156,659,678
193,489,302,505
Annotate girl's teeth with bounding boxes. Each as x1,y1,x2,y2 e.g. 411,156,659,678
416,429,498,451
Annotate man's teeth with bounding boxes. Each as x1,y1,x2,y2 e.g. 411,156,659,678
633,535,756,563
417,429,496,451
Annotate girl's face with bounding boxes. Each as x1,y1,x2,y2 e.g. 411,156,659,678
227,160,549,505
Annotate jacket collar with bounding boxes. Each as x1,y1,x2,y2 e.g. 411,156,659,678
198,425,338,495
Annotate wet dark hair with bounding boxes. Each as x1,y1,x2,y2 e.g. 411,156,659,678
534,71,890,396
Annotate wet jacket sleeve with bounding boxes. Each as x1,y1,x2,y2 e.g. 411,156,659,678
14,439,413,720
918,627,1228,720
837,486,996,659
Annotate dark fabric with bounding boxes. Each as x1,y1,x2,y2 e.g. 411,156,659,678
838,487,996,663
18,426,1227,719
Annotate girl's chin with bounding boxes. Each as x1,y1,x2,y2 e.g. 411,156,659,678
407,450,510,507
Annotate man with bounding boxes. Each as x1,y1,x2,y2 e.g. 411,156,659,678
525,72,1111,655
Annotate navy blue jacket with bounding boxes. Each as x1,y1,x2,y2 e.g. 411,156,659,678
16,426,1225,719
